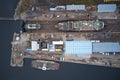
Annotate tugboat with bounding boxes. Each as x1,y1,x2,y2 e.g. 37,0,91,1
56,20,104,31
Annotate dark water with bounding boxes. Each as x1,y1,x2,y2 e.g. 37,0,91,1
0,0,120,80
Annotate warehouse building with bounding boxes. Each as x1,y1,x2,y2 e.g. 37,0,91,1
97,4,117,12
66,5,86,11
65,41,120,56
65,41,92,56
31,41,40,51
93,42,120,53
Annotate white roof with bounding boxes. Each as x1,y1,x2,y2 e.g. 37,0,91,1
55,6,65,9
50,8,56,11
52,41,63,45
31,41,39,51
66,5,85,11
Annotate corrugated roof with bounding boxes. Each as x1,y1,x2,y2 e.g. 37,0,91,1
65,41,92,56
66,5,85,11
93,42,120,52
98,4,117,12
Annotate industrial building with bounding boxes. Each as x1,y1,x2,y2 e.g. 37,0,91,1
97,4,117,12
93,42,120,53
65,41,120,56
28,40,120,56
50,5,86,11
104,0,120,2
66,5,86,11
65,41,92,56
29,40,64,52
31,41,40,51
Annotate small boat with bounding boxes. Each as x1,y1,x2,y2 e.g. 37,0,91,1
25,23,41,30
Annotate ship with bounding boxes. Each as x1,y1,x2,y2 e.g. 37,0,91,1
24,23,41,30
56,20,104,31
32,60,60,70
